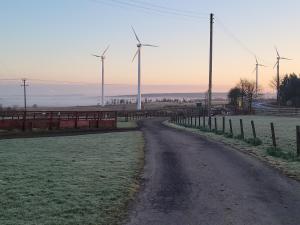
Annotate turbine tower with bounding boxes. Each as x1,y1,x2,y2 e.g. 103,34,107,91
131,26,158,111
273,47,291,105
253,56,266,94
92,45,110,106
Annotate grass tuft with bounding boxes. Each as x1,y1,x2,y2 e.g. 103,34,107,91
266,147,300,161
224,132,233,138
214,130,224,135
245,138,263,146
234,135,244,140
199,127,211,132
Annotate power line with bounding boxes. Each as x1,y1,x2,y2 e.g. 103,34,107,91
0,78,130,86
215,16,257,57
114,0,208,16
0,78,21,81
89,0,208,20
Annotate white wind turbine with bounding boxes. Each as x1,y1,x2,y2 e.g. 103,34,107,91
253,56,266,94
131,26,158,110
274,47,292,104
92,45,110,106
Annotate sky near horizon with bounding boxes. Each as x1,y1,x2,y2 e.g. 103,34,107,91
0,0,300,93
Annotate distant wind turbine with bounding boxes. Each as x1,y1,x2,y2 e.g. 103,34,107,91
273,47,292,105
131,26,158,110
92,45,110,106
253,56,266,94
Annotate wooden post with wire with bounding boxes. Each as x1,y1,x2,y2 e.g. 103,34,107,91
251,120,256,139
296,126,300,157
229,119,233,136
240,119,244,139
270,122,277,148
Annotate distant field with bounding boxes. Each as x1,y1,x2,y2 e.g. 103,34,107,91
0,131,144,225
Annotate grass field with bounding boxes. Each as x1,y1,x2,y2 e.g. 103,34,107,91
0,131,144,225
169,115,300,180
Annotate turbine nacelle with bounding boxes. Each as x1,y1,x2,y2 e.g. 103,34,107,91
253,56,266,72
273,46,292,69
92,45,110,61
131,26,158,62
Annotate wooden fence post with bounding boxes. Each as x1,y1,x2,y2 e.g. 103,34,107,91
198,114,201,127
49,112,53,130
203,114,206,128
209,116,212,130
222,116,225,133
240,119,244,139
229,119,233,136
214,117,217,131
22,111,26,132
74,112,78,129
296,126,300,157
251,120,256,139
270,122,277,148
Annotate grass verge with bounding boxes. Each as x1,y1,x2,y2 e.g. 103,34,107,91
0,131,144,225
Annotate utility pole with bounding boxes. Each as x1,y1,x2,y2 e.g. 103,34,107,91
21,78,28,111
21,78,28,131
208,13,214,123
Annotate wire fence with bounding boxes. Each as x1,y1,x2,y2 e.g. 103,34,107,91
171,114,300,157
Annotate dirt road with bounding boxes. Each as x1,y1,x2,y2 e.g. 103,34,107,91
126,118,300,225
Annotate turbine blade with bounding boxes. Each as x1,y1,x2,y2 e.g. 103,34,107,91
132,49,139,62
142,44,159,47
131,26,141,43
252,67,256,73
275,46,280,57
281,57,292,60
102,45,110,56
273,62,278,69
255,55,258,64
258,64,267,67
92,54,101,57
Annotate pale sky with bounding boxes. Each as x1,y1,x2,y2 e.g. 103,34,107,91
0,0,299,93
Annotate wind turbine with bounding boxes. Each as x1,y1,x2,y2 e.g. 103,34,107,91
131,26,158,110
273,47,292,105
92,45,110,107
252,56,266,94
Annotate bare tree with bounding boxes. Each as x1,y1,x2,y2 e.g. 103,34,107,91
269,75,283,92
237,79,258,112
